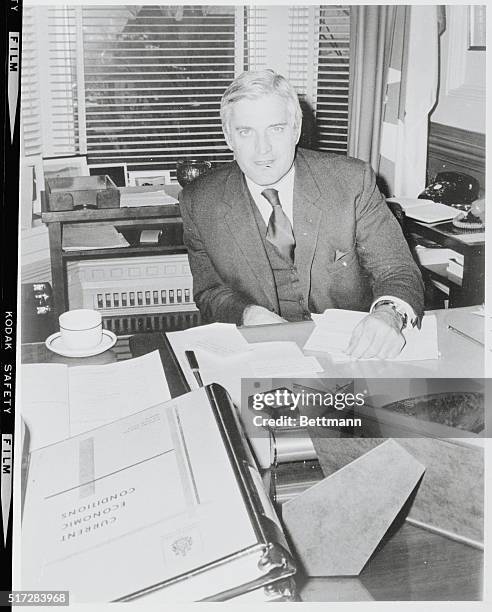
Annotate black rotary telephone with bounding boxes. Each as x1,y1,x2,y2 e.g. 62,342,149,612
418,172,480,207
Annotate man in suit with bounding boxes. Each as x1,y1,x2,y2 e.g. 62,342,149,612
180,70,424,359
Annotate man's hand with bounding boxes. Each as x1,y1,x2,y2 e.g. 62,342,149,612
346,308,406,359
242,305,287,326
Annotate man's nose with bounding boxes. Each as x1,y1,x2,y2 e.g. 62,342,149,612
255,132,272,155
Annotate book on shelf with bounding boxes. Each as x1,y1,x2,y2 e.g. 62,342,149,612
21,384,296,602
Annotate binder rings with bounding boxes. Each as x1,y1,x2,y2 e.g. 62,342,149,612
21,384,296,602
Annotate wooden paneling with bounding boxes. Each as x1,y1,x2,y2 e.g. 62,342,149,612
427,122,485,191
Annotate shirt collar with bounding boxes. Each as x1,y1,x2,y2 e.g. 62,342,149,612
245,164,296,202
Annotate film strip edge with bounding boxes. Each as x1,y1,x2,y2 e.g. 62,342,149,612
1,0,22,608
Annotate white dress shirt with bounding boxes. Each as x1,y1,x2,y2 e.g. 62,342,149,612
245,165,296,226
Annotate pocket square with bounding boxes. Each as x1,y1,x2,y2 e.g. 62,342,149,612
334,249,348,262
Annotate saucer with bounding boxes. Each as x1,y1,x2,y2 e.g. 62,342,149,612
45,329,117,357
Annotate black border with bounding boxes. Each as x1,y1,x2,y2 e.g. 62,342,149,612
1,1,22,608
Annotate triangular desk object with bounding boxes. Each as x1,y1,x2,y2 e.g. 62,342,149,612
282,440,425,576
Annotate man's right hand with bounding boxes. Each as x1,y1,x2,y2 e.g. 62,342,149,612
242,305,287,326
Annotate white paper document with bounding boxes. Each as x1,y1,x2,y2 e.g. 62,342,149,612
304,310,439,362
62,223,130,250
21,350,171,450
177,322,252,356
386,197,457,223
167,330,323,407
195,341,323,406
119,186,179,207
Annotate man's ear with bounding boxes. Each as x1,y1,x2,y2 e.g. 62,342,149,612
223,125,233,151
295,118,302,145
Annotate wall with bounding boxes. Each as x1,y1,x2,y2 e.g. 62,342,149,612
430,5,486,134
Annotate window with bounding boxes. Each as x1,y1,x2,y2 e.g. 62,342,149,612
21,5,351,176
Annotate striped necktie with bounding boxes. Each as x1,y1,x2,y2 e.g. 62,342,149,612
261,188,295,262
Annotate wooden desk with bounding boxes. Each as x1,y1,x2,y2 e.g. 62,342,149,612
298,521,483,601
404,217,485,307
41,204,185,315
22,308,485,602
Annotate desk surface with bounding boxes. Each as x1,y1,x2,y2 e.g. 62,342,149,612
126,310,484,602
21,307,485,602
298,520,482,601
241,307,484,379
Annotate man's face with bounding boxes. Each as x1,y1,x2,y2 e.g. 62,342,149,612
224,94,301,186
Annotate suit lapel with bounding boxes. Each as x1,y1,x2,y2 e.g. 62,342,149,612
293,151,323,301
221,165,278,310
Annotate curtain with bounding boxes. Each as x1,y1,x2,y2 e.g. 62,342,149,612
348,6,443,197
347,5,396,168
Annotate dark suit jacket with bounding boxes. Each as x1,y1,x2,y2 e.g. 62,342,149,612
179,148,424,324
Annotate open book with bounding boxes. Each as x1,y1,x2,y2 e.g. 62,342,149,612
21,351,171,451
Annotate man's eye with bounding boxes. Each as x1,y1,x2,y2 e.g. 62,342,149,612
239,129,251,136
271,125,285,133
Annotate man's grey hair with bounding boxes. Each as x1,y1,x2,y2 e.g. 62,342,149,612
220,69,302,135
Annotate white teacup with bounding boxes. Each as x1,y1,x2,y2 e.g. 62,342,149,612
59,309,102,350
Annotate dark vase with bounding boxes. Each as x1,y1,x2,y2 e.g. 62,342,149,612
176,159,212,187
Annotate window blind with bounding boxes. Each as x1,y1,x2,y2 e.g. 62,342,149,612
44,7,79,156
21,5,351,167
243,5,350,154
80,5,237,175
21,6,79,157
316,6,350,154
244,6,268,71
287,5,318,105
20,7,42,157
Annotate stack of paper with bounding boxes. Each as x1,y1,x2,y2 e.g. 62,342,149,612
304,309,439,362
414,245,461,267
120,186,178,207
63,223,130,251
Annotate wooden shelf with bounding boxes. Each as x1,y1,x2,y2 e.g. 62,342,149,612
42,204,181,223
61,244,186,259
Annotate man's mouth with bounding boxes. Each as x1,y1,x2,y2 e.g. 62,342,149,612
255,160,275,168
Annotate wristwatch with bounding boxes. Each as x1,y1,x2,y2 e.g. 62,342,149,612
373,300,408,330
